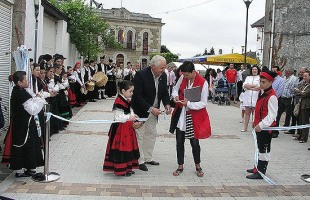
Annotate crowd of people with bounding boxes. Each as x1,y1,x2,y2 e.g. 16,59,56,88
1,53,309,181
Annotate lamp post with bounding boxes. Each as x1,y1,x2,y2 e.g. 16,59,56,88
243,0,253,67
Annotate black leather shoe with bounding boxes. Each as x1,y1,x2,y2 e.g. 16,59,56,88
139,163,148,171
145,161,160,165
15,172,31,178
24,169,36,176
272,133,279,138
246,173,263,179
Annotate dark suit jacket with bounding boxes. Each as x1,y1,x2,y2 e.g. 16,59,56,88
132,67,170,118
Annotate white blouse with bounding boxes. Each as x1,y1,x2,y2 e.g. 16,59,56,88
172,75,209,132
243,75,260,107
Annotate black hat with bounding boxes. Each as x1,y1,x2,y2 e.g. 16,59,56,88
109,58,113,63
100,55,105,60
84,60,89,64
54,54,66,60
44,54,53,62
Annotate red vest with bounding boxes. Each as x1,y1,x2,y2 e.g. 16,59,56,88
178,73,211,139
254,88,277,133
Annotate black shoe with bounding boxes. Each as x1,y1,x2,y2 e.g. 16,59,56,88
139,163,148,171
145,161,160,165
284,131,294,134
15,172,31,178
102,96,106,99
24,169,36,176
272,133,279,138
246,173,263,179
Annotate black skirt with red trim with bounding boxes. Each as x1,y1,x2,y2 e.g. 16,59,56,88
103,121,140,176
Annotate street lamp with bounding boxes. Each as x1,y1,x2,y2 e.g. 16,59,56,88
243,0,253,67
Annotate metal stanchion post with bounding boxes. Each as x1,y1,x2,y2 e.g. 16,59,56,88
32,104,60,182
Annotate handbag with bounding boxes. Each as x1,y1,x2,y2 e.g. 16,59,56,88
293,99,301,117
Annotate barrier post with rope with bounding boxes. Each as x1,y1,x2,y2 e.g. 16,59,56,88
32,104,60,183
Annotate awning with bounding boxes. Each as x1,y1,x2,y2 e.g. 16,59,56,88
206,53,258,65
178,53,258,65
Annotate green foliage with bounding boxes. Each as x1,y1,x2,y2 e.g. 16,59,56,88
150,52,179,64
160,45,171,53
202,47,215,56
49,0,118,59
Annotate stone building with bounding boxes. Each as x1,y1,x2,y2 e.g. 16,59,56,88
98,7,164,69
262,0,310,69
251,17,264,65
0,0,78,131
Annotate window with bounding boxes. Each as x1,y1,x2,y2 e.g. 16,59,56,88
127,30,133,49
142,32,148,55
118,30,124,44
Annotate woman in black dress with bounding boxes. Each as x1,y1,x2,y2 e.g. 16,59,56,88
3,71,45,177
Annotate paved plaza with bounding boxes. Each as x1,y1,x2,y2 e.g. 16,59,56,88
0,98,309,199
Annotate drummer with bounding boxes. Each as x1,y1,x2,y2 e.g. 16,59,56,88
89,60,100,100
82,60,96,102
97,56,107,99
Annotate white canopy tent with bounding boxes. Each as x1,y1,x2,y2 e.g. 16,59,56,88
172,62,207,72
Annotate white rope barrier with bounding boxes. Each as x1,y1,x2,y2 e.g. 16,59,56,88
252,124,310,185
45,112,148,124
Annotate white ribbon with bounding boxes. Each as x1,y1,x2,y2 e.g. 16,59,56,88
45,112,123,124
45,112,149,124
262,124,310,131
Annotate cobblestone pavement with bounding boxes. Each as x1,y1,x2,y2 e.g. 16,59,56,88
0,98,309,199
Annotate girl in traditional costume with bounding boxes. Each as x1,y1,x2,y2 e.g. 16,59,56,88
2,71,45,177
103,80,141,176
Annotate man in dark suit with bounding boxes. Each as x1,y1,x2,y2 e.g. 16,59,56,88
132,55,171,171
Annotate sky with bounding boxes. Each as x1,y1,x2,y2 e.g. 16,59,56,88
95,0,265,59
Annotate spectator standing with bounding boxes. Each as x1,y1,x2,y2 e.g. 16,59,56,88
275,68,298,131
285,67,306,135
166,66,176,96
270,65,285,138
225,63,238,103
241,65,261,132
293,70,310,143
237,64,245,99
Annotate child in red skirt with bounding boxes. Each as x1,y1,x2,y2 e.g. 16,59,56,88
103,80,141,176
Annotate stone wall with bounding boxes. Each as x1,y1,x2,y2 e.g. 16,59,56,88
263,0,310,70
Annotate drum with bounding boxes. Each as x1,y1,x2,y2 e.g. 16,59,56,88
93,71,108,87
86,81,95,91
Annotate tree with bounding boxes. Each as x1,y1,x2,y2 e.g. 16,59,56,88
160,45,171,53
202,47,215,56
209,47,215,55
150,52,179,64
50,0,119,59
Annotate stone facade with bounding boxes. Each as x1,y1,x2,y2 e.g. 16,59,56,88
97,7,164,69
263,0,310,70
